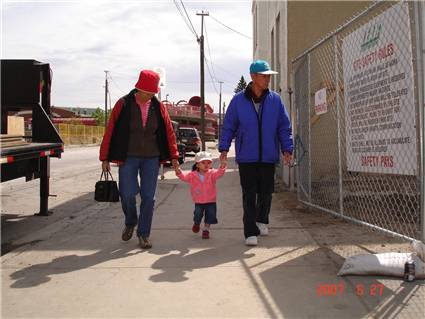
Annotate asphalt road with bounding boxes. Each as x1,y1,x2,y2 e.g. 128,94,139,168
0,144,206,254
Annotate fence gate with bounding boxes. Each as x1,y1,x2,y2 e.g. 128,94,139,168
292,1,425,241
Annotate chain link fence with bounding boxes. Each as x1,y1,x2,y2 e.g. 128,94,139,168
56,124,105,145
292,1,424,241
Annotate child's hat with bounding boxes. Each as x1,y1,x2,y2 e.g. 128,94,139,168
195,151,213,163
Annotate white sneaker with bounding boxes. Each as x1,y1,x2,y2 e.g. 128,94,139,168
245,236,258,246
256,222,269,236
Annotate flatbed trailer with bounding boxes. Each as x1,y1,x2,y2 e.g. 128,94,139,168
1,59,64,216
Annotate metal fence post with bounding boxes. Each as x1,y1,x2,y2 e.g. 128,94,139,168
307,53,312,203
414,0,425,242
334,35,344,217
293,70,300,197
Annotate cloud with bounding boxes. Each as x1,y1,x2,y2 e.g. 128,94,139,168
2,0,252,112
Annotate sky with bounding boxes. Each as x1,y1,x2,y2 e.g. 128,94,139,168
1,0,253,113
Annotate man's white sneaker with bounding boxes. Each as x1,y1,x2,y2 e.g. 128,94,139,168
256,222,269,236
245,236,258,246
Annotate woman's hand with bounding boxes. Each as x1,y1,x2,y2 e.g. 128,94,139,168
102,161,111,172
171,159,179,169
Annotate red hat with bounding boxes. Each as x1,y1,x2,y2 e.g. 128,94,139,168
134,70,160,94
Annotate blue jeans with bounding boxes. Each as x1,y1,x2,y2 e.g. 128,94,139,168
118,156,159,238
193,203,218,225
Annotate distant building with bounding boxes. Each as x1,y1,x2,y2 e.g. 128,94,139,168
11,106,97,130
60,106,99,117
165,96,217,141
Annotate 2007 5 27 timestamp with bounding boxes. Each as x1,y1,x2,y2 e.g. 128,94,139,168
316,282,384,297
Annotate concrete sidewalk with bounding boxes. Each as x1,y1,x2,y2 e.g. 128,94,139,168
1,151,424,318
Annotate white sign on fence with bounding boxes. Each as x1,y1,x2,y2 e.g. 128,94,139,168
342,2,417,175
314,88,328,115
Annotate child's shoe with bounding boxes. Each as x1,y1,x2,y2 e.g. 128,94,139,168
202,229,210,239
192,224,200,233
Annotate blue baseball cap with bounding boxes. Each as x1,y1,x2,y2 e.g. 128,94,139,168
249,60,278,75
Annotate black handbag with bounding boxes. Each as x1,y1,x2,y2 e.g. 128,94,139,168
94,171,120,202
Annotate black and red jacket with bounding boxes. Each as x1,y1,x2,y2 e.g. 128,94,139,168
99,89,178,163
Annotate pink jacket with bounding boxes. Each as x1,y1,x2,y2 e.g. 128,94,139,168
177,168,226,204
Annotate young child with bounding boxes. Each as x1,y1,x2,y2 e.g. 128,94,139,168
175,151,226,239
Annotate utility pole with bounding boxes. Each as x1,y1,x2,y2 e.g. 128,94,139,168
218,81,223,142
197,10,209,151
104,70,109,128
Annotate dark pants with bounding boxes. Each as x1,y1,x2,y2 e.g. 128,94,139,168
238,163,275,238
193,203,218,225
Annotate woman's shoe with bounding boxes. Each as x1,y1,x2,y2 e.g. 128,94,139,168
138,236,152,249
121,226,135,241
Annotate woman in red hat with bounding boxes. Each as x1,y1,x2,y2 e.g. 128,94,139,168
99,69,179,249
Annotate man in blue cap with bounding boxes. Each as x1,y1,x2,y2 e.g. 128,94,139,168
219,59,293,246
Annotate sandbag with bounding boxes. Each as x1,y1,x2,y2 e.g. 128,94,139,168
338,252,425,279
412,240,425,262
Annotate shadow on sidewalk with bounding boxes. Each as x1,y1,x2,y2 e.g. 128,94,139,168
9,245,142,288
1,192,96,255
149,245,255,282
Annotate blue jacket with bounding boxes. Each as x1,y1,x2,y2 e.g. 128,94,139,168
219,85,293,163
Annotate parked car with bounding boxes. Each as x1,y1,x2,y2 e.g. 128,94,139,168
178,127,201,153
171,121,186,164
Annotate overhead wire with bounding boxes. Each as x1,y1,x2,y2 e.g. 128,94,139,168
212,62,247,80
179,0,199,39
170,3,250,98
204,17,249,88
204,57,219,94
209,14,252,40
203,19,219,94
173,0,198,39
108,73,125,95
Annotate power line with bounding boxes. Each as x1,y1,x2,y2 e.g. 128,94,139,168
209,14,252,40
203,19,219,94
204,57,219,94
207,60,247,81
173,0,198,39
108,74,125,94
179,0,198,39
168,80,223,84
204,19,218,83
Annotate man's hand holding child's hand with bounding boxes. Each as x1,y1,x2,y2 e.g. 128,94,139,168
220,159,227,169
